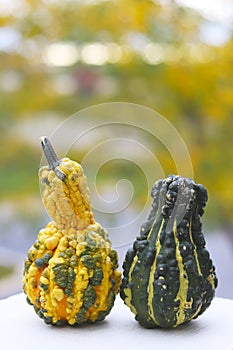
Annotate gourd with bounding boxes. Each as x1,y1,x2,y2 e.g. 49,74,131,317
22,137,121,326
120,175,218,328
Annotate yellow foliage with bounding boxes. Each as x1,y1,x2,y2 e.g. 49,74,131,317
0,0,232,228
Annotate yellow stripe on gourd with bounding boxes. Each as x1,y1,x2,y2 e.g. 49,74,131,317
123,254,138,315
173,220,190,326
123,218,158,314
147,219,164,325
189,219,202,276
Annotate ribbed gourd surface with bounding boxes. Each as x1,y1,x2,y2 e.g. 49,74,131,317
120,175,218,328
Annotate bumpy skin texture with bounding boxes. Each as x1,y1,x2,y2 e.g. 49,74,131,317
120,175,217,328
22,139,121,326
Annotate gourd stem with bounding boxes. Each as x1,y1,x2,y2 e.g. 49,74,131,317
40,136,61,170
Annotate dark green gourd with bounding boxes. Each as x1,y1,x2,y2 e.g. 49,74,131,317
120,175,217,328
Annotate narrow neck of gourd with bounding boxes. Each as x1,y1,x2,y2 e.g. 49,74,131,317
40,137,95,231
58,179,95,231
42,184,95,231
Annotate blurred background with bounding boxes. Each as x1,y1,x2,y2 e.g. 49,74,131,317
0,0,232,299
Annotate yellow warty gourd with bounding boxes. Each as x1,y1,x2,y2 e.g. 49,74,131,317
22,137,121,326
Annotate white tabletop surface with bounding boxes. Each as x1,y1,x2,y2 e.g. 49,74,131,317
0,293,232,350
